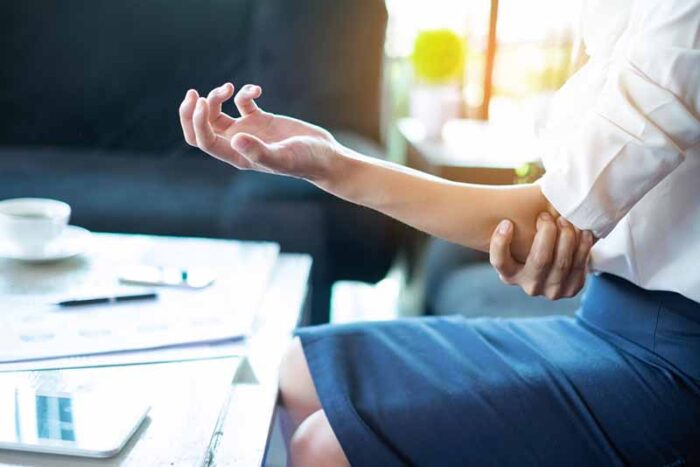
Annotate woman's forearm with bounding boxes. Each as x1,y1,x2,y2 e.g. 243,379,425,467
322,147,557,262
181,82,566,265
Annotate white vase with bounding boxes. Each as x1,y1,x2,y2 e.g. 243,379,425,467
409,84,462,140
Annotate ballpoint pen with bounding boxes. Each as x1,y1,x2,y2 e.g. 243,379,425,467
56,292,158,308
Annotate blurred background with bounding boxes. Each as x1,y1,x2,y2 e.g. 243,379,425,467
0,0,584,325
383,0,577,157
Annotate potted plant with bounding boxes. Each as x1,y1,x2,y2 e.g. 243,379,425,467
410,29,466,140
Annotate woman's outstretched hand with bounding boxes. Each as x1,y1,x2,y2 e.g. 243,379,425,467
489,213,595,300
179,84,587,269
179,83,340,184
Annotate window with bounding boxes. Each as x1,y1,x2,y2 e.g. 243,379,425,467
385,0,579,124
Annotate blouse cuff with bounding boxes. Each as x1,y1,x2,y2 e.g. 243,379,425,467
538,173,618,239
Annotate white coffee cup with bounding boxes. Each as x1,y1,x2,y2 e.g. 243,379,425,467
0,198,71,254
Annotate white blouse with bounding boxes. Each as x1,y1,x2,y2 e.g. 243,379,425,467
538,0,700,301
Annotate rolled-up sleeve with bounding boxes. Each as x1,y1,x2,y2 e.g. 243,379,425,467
539,0,700,238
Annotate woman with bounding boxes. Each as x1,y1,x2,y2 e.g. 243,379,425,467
179,0,699,464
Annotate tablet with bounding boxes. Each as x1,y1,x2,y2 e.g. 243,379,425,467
0,386,150,458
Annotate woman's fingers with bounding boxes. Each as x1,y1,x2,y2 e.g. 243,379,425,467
562,230,594,297
486,213,592,300
206,83,236,129
489,220,520,282
179,89,199,146
543,217,576,299
572,230,594,273
193,98,252,169
234,85,262,116
192,98,217,147
521,213,557,296
207,82,234,117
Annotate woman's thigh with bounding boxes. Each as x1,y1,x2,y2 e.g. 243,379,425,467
279,336,322,426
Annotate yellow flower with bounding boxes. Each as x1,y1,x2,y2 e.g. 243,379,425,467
412,29,465,84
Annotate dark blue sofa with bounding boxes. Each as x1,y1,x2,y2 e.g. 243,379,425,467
0,0,398,323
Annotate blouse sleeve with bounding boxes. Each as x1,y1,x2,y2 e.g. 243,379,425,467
538,0,700,238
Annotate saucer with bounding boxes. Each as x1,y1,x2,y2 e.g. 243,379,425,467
0,225,92,262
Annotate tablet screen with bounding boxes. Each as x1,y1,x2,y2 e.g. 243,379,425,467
0,386,149,458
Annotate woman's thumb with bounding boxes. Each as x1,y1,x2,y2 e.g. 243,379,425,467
231,133,271,164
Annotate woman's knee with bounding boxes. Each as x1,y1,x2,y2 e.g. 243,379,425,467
279,337,321,423
290,410,349,467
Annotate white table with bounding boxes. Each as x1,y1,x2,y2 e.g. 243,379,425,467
0,234,311,466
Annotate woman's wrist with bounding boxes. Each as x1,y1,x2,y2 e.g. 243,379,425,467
314,143,371,204
318,144,433,211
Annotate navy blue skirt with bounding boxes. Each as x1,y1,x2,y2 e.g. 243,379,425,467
297,274,700,466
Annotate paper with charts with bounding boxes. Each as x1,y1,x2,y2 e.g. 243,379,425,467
0,234,279,364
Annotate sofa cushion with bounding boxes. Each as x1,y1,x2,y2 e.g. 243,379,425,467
248,0,387,143
0,0,253,154
0,0,389,154
0,147,238,236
